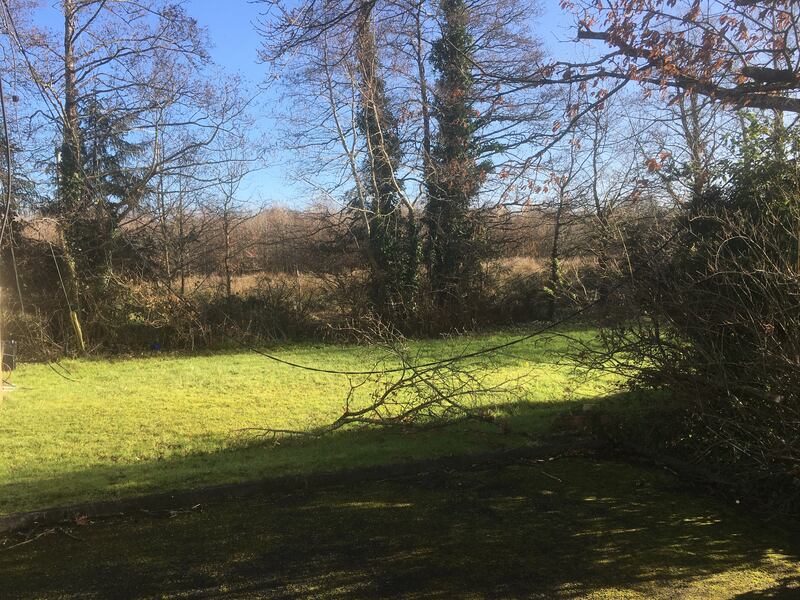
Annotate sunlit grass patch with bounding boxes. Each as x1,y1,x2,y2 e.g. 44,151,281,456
0,327,613,514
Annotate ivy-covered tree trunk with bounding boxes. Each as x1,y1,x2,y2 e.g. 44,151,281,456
424,0,487,324
59,0,86,340
356,4,419,317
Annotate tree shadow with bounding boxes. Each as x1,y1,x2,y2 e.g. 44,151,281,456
3,389,798,598
2,452,799,598
0,397,578,515
734,577,800,599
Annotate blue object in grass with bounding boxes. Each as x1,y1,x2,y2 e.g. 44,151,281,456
150,342,162,351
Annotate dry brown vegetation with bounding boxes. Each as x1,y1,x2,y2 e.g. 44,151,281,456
6,202,610,357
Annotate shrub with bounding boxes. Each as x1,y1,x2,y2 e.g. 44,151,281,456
596,117,800,511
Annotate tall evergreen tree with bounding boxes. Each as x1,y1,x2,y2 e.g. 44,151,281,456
355,4,419,316
424,0,488,320
73,96,147,281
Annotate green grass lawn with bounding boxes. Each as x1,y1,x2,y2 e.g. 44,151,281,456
0,327,612,515
3,457,798,599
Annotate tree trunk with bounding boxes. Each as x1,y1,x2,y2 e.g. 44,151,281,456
413,0,432,178
547,191,565,321
177,189,186,297
60,0,85,348
223,209,232,299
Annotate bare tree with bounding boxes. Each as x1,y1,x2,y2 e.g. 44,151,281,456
2,0,250,348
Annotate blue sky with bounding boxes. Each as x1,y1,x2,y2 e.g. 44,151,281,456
34,0,579,207
186,0,579,206
183,1,289,204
